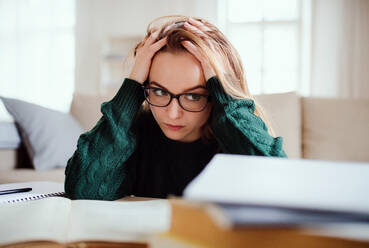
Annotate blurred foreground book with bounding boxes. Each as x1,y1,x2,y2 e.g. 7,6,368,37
152,154,369,247
151,199,369,248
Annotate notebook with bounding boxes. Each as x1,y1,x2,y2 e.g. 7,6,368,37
0,181,66,204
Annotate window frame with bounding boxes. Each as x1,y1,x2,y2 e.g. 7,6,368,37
217,0,311,96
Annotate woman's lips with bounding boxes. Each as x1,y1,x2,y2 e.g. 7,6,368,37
165,123,184,131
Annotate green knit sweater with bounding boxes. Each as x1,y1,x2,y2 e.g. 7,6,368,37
64,76,287,200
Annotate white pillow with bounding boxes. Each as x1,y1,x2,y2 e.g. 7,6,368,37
0,96,83,171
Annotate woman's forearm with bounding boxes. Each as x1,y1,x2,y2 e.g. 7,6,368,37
64,78,145,200
206,76,287,157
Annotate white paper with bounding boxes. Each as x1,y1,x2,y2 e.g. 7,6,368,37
184,154,369,215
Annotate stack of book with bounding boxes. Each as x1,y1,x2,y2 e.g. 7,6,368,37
152,154,369,247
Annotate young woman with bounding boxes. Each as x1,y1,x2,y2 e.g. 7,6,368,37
64,15,287,200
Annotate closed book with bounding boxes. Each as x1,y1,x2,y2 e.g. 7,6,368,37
181,154,369,244
205,202,369,229
151,199,369,248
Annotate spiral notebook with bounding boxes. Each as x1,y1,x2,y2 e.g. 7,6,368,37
0,181,66,204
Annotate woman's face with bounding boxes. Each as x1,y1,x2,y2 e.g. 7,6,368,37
148,51,212,142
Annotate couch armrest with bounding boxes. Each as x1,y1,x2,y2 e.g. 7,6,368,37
0,144,33,171
0,149,18,171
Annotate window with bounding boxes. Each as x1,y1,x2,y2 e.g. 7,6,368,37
0,0,75,115
217,0,311,95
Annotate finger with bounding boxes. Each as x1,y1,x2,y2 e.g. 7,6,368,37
181,41,216,81
183,22,207,38
188,17,212,32
145,30,160,46
181,41,205,62
150,36,168,53
183,23,215,51
163,22,182,34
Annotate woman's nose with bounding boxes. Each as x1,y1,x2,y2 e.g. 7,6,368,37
167,98,183,119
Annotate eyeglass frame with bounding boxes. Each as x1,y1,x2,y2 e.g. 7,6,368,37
142,85,211,112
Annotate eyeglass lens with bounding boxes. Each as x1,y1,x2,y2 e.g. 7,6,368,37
144,87,208,112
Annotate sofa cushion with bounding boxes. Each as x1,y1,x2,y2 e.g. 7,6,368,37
302,97,369,162
0,96,84,171
254,92,301,158
70,93,114,131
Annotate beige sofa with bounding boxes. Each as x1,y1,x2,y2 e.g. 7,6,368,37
1,91,368,184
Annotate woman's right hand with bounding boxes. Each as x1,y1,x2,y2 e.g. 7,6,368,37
129,30,168,84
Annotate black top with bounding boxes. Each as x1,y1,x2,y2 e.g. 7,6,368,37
123,110,219,198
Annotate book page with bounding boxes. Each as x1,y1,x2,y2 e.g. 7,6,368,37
66,199,171,243
0,197,71,245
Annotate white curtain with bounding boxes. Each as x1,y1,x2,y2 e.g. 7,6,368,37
338,0,369,98
0,0,75,118
311,0,369,99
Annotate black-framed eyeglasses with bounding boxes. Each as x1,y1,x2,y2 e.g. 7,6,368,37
142,86,211,112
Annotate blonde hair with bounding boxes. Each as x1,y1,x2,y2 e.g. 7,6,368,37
131,15,276,140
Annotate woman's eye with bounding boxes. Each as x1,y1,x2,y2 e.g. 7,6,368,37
153,89,168,96
186,94,202,101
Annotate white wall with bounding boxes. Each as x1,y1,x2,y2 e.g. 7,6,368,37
310,0,369,99
75,0,217,95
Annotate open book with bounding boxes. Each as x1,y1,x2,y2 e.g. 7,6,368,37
0,196,171,247
183,154,369,241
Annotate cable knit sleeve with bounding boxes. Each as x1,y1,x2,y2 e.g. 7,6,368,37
206,76,287,157
64,78,145,200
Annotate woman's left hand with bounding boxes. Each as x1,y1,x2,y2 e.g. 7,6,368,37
182,18,216,81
